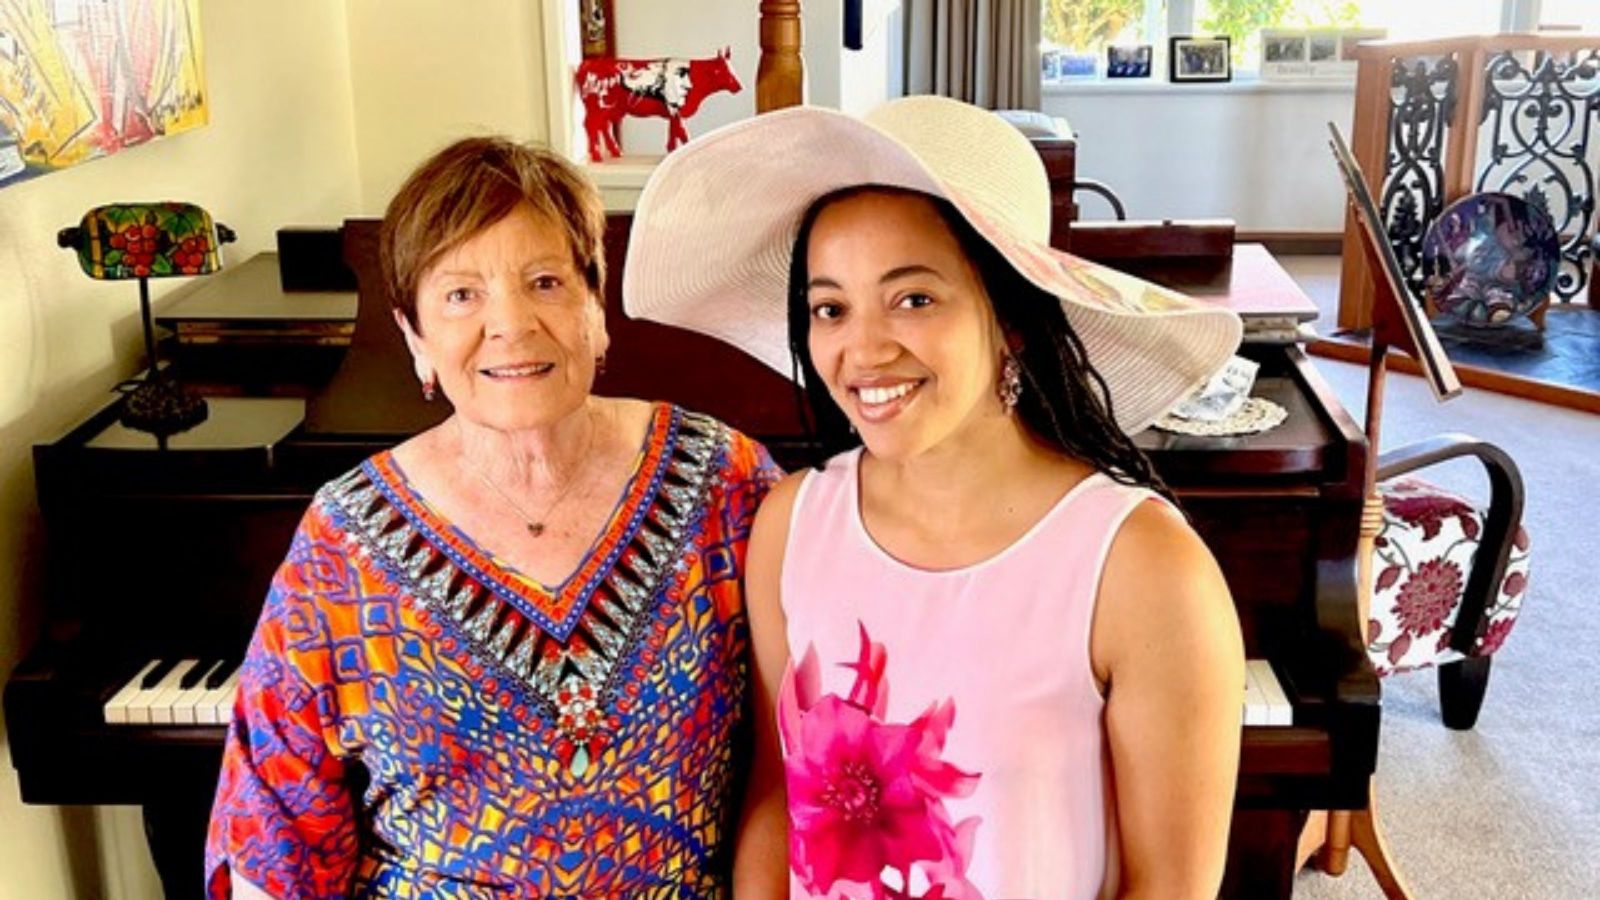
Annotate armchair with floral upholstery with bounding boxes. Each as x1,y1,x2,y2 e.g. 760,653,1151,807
1365,433,1530,730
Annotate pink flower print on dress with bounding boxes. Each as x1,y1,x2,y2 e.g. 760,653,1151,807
780,623,985,900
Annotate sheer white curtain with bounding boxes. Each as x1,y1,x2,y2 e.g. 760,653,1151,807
903,0,1042,110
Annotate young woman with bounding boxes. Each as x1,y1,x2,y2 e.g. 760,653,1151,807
625,96,1247,899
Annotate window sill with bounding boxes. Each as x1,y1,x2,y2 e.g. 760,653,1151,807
1043,77,1356,97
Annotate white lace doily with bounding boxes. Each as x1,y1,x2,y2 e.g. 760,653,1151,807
1154,397,1288,436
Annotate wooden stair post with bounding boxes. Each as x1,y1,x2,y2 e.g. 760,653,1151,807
758,0,804,112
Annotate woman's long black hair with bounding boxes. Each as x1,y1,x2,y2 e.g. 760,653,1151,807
786,186,1175,503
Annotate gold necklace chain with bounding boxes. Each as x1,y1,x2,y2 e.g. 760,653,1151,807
457,412,597,538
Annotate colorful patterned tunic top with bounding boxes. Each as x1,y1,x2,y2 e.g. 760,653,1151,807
206,404,779,898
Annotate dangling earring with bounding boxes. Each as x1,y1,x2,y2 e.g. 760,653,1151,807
421,374,437,402
594,354,607,375
999,354,1022,410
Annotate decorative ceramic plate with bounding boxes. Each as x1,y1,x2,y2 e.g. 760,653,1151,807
1421,192,1559,327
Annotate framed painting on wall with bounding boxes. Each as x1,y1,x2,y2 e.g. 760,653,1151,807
0,0,208,189
579,0,616,59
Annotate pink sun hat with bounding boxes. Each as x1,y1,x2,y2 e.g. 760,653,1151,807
622,95,1242,434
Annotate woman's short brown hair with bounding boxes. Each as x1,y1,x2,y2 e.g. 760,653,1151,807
379,136,607,329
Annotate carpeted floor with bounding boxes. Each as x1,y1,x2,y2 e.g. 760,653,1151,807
1281,256,1600,899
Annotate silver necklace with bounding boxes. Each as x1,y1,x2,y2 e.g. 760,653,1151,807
457,413,597,538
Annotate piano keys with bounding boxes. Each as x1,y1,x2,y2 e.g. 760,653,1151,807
1245,658,1294,727
91,656,1297,730
101,659,241,726
4,216,1376,900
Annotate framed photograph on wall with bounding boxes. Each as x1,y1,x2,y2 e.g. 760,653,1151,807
1169,36,1231,83
1107,44,1153,78
578,0,615,58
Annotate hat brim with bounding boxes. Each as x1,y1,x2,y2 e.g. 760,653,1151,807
622,106,1241,434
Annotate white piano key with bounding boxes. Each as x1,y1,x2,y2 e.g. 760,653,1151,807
103,660,163,725
169,660,224,725
128,659,197,725
1249,659,1295,727
215,670,242,724
197,670,242,725
1242,662,1267,726
141,656,201,723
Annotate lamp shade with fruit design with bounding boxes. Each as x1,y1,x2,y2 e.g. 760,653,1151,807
59,202,234,280
57,202,237,436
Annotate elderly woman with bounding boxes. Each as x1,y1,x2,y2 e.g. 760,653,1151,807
205,137,779,897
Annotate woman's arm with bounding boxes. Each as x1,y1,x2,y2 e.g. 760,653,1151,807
732,471,806,896
205,511,360,898
1094,501,1244,899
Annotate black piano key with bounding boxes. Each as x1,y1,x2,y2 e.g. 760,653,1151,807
179,659,220,691
204,658,240,690
139,659,177,690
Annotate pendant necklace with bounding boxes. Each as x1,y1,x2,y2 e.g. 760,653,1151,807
459,413,597,537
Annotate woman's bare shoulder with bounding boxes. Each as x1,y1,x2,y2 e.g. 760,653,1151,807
751,469,811,540
1093,498,1238,676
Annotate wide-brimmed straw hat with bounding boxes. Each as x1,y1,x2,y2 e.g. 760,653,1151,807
622,95,1241,434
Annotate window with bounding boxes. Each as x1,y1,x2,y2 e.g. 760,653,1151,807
1042,0,1527,83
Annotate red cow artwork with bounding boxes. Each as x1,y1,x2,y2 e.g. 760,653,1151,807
575,48,742,162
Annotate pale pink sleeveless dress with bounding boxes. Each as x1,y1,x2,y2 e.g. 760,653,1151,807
779,448,1167,900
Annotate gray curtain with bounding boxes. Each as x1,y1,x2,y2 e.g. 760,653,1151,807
902,0,1041,110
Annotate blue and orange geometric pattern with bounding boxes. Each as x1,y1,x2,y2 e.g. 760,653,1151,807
205,405,779,897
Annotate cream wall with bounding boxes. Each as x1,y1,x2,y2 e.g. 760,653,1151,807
345,0,549,211
0,2,361,898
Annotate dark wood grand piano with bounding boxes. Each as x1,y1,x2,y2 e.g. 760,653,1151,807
4,217,1375,899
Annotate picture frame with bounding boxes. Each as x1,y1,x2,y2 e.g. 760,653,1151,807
1042,48,1099,82
1262,27,1385,81
1169,36,1232,83
1309,32,1339,62
1106,44,1153,79
1262,30,1307,66
578,0,615,59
